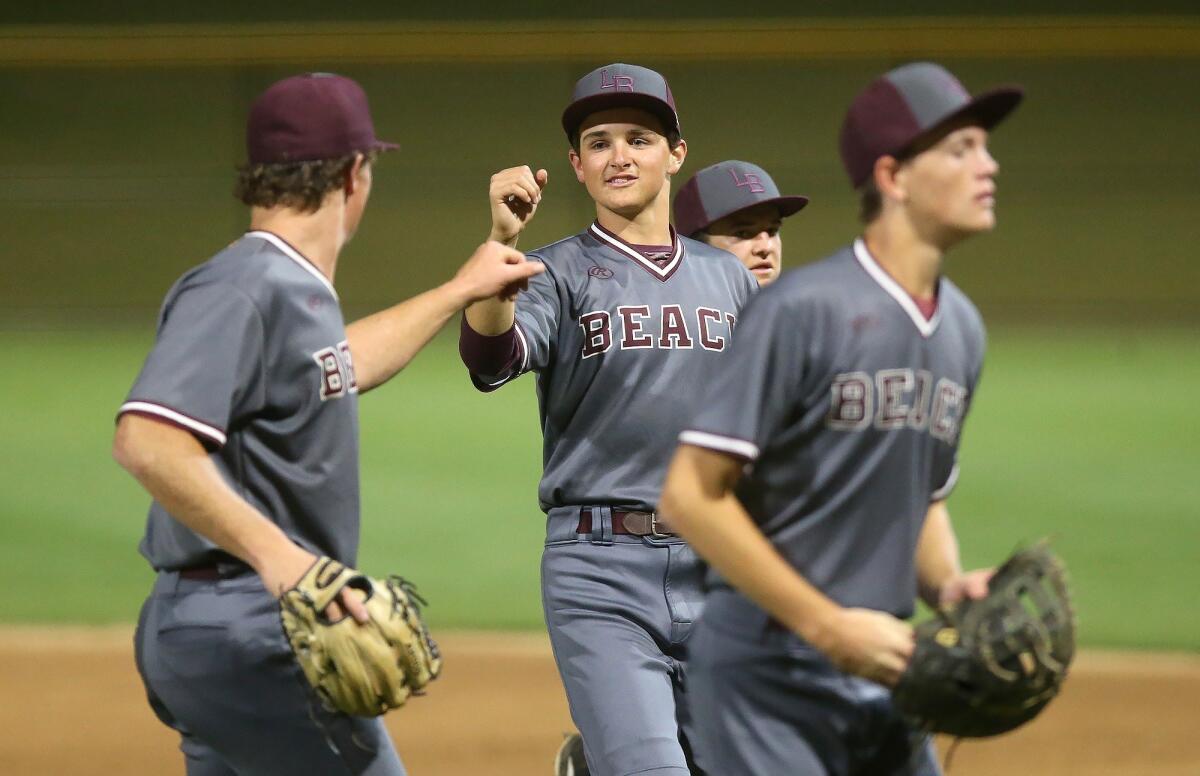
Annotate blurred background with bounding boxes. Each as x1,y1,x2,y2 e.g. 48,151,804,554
2,3,1197,650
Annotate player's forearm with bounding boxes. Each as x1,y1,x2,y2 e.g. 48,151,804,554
346,280,474,391
914,500,964,608
112,415,296,572
464,296,516,336
660,448,842,642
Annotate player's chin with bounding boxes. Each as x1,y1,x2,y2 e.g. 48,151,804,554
600,192,654,218
957,209,996,234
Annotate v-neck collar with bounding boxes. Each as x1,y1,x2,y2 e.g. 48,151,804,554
247,230,339,301
588,221,684,282
853,238,941,338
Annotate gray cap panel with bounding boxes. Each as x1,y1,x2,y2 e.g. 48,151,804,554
884,62,971,129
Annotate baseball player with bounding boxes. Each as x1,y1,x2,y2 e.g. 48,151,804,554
458,64,758,775
112,73,541,775
660,61,1024,775
674,160,808,286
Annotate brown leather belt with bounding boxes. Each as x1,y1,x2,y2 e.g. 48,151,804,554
178,566,223,581
578,508,676,538
175,556,252,581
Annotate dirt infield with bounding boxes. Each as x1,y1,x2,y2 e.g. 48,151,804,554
1,628,1197,775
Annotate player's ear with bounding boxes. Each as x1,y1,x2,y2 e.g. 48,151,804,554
568,148,585,184
666,138,687,176
344,153,367,196
873,155,906,205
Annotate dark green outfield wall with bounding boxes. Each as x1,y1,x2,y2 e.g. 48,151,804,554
5,2,1196,24
2,56,1197,323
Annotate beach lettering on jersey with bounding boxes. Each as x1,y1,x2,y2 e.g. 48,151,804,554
579,305,738,358
313,339,358,400
828,369,967,442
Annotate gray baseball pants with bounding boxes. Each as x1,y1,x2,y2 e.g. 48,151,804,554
134,570,406,776
687,589,940,776
541,506,708,776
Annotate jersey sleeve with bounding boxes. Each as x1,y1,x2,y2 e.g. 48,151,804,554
513,257,560,372
118,282,266,448
463,256,561,392
679,286,806,461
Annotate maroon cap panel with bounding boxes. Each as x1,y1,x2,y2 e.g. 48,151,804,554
246,73,399,165
839,79,922,189
839,62,1024,189
672,175,711,238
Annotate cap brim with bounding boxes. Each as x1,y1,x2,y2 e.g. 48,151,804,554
897,86,1023,159
959,86,1024,130
685,193,810,236
372,140,401,153
562,93,679,141
704,195,810,229
771,195,810,218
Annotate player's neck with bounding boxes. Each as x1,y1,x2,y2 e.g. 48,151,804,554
862,214,945,300
594,197,673,245
249,205,346,284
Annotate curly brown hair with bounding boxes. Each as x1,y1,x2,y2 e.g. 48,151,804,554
234,151,378,212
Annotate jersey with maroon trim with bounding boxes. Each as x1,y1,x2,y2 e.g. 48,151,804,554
680,238,985,617
119,231,361,569
469,221,758,512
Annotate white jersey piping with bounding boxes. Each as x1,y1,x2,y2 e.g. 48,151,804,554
247,230,339,301
931,463,960,501
679,430,760,461
852,238,941,338
118,401,228,447
588,223,683,281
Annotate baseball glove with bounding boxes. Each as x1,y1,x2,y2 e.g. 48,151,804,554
892,542,1075,738
280,557,442,717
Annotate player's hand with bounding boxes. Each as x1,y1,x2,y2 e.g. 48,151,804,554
258,544,369,625
453,240,546,304
810,607,915,687
937,567,994,608
489,165,548,246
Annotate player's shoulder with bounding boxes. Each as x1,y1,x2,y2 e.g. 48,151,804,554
525,231,592,265
165,232,326,315
766,244,859,306
937,276,986,341
680,235,758,283
938,276,982,319
680,235,741,268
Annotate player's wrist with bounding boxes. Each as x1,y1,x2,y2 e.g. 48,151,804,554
487,228,519,247
791,599,844,650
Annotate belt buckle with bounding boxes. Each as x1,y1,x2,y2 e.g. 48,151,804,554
649,512,672,539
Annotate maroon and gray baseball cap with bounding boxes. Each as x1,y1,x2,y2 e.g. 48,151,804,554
674,160,808,238
839,62,1023,188
246,72,399,165
561,63,681,143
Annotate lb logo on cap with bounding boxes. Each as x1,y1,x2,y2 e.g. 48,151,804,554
600,69,635,92
730,168,766,194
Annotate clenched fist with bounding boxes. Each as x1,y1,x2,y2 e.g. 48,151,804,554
489,165,548,246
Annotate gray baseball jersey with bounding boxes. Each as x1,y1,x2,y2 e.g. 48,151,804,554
470,221,758,511
119,230,361,569
681,238,985,617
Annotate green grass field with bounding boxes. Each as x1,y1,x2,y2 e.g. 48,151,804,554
1,325,1196,650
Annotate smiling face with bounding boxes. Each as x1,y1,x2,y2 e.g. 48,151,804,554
569,107,686,221
699,202,784,285
897,122,1001,245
